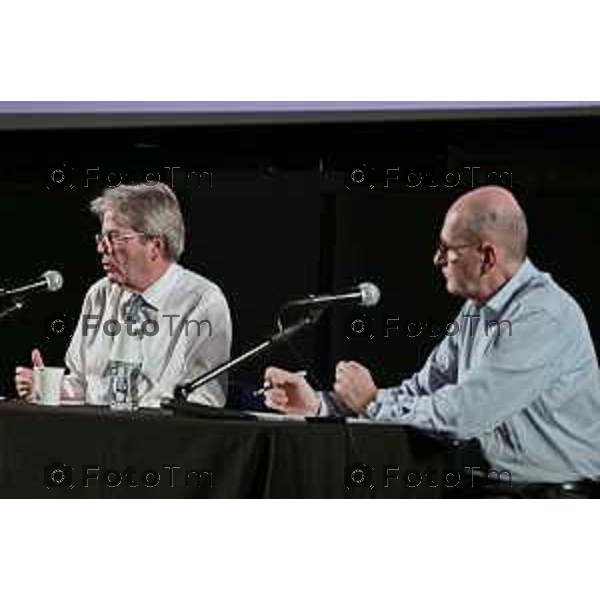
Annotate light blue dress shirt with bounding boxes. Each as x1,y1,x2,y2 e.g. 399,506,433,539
359,260,600,483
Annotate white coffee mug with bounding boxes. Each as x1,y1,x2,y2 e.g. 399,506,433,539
33,367,65,406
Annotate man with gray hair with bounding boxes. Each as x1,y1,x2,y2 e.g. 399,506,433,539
264,186,600,497
15,183,231,408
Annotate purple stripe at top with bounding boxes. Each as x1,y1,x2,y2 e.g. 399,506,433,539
0,101,599,113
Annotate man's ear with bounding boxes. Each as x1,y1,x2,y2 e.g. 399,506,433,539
480,243,497,275
149,236,164,261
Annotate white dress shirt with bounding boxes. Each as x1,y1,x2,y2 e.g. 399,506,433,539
63,263,232,408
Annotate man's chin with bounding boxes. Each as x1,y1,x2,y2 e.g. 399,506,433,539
445,280,459,296
105,270,124,285
445,280,469,299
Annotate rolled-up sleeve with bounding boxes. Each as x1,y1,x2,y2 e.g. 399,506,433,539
366,307,564,439
319,317,460,417
62,290,93,399
184,288,232,408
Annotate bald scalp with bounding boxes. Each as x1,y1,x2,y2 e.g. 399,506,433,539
449,186,528,262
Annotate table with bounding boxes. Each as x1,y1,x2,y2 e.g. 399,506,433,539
0,402,476,498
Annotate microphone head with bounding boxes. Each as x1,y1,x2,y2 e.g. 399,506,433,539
43,270,64,292
359,282,381,307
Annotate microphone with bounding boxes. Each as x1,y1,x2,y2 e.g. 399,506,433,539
283,282,381,310
0,270,64,299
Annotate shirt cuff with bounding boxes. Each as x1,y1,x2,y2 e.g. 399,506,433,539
364,388,417,422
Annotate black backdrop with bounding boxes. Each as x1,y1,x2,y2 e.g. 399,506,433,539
1,113,599,397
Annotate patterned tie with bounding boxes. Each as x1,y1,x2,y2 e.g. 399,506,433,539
124,293,145,336
108,293,145,409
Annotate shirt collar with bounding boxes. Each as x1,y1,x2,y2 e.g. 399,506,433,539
483,258,538,316
124,263,181,312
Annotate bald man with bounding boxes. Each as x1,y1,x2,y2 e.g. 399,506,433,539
264,186,600,497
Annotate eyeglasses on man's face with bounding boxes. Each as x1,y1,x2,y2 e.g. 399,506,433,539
436,240,481,257
95,231,147,248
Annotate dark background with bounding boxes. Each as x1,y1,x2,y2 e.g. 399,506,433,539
0,112,599,397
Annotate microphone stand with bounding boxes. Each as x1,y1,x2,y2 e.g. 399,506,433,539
0,300,24,322
163,308,324,413
0,280,56,321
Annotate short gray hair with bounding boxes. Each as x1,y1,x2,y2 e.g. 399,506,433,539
91,183,185,261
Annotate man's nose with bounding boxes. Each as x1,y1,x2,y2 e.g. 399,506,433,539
434,249,444,267
96,238,111,256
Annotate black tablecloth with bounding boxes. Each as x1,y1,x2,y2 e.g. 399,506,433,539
0,402,473,498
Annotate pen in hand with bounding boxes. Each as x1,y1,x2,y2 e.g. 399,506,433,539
253,371,308,397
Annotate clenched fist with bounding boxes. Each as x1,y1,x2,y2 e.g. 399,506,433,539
15,348,45,400
333,361,378,414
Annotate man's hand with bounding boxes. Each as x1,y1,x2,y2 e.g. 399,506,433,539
263,367,321,416
14,349,45,400
334,361,378,414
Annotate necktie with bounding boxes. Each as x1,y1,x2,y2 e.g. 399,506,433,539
109,294,145,409
124,293,145,334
